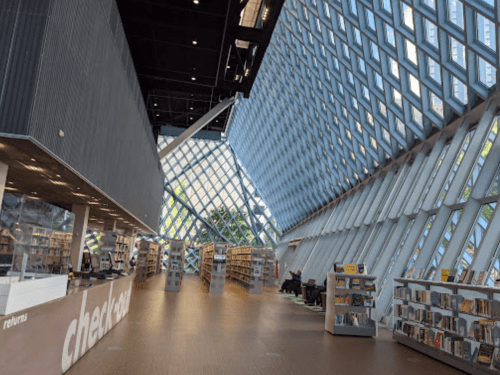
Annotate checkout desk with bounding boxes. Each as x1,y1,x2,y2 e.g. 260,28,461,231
0,273,134,374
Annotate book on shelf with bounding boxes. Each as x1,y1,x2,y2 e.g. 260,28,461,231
357,264,366,274
447,269,458,282
351,279,361,289
434,332,443,348
345,264,357,274
407,267,415,279
334,263,345,273
464,270,475,285
441,269,450,282
476,271,486,286
351,294,363,306
459,299,474,314
336,277,347,288
335,312,371,326
363,295,375,308
457,269,468,283
364,280,376,292
477,343,495,366
416,268,425,279
493,352,500,370
335,294,350,305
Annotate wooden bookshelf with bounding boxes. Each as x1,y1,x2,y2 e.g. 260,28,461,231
228,246,265,294
325,272,378,337
135,241,159,282
393,278,500,374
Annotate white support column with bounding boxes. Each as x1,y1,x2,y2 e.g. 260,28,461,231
70,205,90,272
0,162,8,209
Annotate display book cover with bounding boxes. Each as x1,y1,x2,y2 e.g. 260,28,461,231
477,343,495,366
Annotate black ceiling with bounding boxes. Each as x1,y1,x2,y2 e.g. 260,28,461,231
116,0,285,140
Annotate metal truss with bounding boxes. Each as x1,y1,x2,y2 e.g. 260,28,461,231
156,136,281,250
226,0,499,231
274,91,500,327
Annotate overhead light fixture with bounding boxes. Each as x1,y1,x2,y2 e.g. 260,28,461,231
88,202,99,205
227,66,230,69
190,117,193,120
192,40,197,45
30,158,36,162
7,181,13,185
31,191,38,195
73,192,88,198
263,7,269,20
56,174,61,178
22,164,44,172
154,103,157,107
50,180,68,186
5,187,17,191
191,77,196,81
193,0,199,3
245,68,250,77
156,114,160,117
190,107,193,110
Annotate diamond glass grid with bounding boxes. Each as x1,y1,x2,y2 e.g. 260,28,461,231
227,0,499,231
157,136,281,248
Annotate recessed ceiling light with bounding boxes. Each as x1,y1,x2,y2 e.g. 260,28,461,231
191,77,196,81
192,40,197,45
7,181,13,185
190,117,193,120
193,0,199,3
50,180,68,186
216,120,219,122
31,158,36,162
56,174,61,178
190,107,193,110
156,114,160,117
22,164,44,172
154,103,157,107
31,192,38,195
227,66,230,69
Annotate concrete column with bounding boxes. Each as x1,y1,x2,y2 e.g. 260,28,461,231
0,162,9,210
70,205,90,272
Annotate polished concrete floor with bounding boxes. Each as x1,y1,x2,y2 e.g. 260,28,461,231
67,273,465,375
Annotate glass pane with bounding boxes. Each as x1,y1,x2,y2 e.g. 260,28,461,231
379,219,415,295
366,9,376,30
409,74,420,97
487,242,500,286
376,73,384,90
436,129,476,207
383,0,392,13
476,13,495,51
389,57,400,78
349,0,358,16
425,19,439,49
385,24,395,46
427,56,441,84
405,39,418,65
412,106,423,128
478,57,496,88
426,209,462,278
430,92,443,118
396,118,406,136
450,37,466,69
371,42,380,61
393,88,403,108
415,144,450,212
401,3,414,30
423,0,436,10
359,57,366,74
487,165,500,196
338,14,346,32
452,76,468,105
457,202,497,275
459,117,498,202
447,0,464,29
354,28,362,45
403,215,436,278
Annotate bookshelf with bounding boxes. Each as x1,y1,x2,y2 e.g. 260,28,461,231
228,246,265,294
98,232,130,271
135,241,159,282
225,246,233,279
263,249,276,287
165,240,184,292
199,243,227,294
393,278,500,374
325,272,378,337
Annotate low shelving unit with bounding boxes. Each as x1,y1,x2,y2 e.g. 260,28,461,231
200,243,227,294
98,232,130,272
165,240,184,292
135,241,159,282
229,246,265,294
263,249,276,287
325,272,378,337
393,277,500,374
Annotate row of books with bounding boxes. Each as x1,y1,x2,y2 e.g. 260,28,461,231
470,320,500,346
396,321,500,367
336,294,375,307
335,312,371,326
336,277,376,291
441,269,484,284
395,305,467,335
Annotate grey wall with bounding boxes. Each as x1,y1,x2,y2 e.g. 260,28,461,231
0,0,163,230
